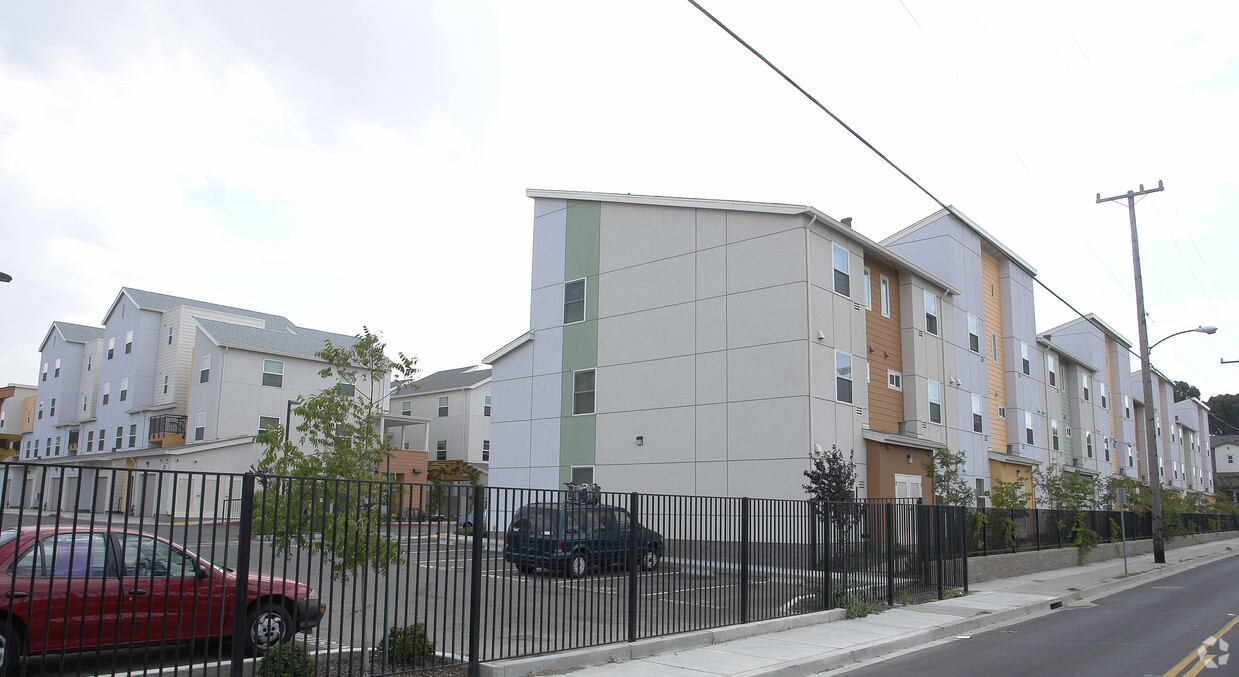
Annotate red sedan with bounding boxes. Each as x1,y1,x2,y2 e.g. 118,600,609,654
0,527,324,675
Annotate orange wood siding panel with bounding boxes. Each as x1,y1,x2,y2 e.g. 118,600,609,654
983,255,1008,452
864,255,903,434
1106,341,1119,473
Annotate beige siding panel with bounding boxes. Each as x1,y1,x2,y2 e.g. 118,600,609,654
983,255,1008,452
864,255,903,434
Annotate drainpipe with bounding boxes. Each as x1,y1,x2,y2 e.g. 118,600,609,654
803,214,819,460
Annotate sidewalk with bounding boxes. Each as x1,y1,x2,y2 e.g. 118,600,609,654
481,536,1239,677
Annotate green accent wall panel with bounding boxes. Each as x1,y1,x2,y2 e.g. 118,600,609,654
561,200,601,477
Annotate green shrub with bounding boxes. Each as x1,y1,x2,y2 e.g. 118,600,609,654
382,622,434,665
257,642,315,677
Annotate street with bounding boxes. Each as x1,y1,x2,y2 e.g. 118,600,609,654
840,554,1239,677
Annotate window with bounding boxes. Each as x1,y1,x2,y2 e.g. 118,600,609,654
107,337,115,360
928,380,942,424
863,268,872,309
13,533,111,579
887,370,902,391
482,439,490,462
194,413,205,441
924,293,938,335
259,416,280,433
87,356,91,372
1100,383,1108,410
261,360,284,387
337,380,355,397
1047,355,1057,387
54,436,60,455
484,395,492,417
401,400,412,416
86,430,94,453
573,369,596,415
37,401,43,419
1104,437,1110,462
968,315,980,353
0,410,4,428
436,440,447,461
124,330,133,354
564,278,586,324
54,358,61,378
1025,412,1034,445
879,276,891,317
998,406,1006,419
128,425,137,448
1129,444,1135,468
81,395,87,413
991,332,1000,362
200,355,211,384
117,534,195,579
163,375,169,395
102,383,110,405
1021,342,1031,375
49,398,56,417
1086,431,1093,458
115,427,123,450
1081,374,1090,401
1124,396,1131,419
438,396,449,417
167,326,173,345
835,351,853,404
571,466,594,485
1230,455,1235,464
972,395,983,432
41,363,47,381
832,244,850,297
33,439,38,458
1051,420,1060,451
119,378,128,402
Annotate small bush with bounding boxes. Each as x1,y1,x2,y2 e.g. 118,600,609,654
382,622,434,665
257,642,315,677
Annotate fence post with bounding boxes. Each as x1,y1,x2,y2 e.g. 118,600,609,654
824,502,832,610
886,503,895,606
959,506,969,594
229,472,255,677
627,492,640,643
1034,506,1041,551
740,497,750,625
467,485,485,677
1058,508,1063,548
982,507,988,557
936,505,945,600
809,501,818,603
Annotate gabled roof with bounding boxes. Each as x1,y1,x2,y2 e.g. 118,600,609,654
1040,314,1133,350
39,321,105,352
483,332,533,365
1036,336,1100,374
393,366,491,397
195,318,356,362
104,288,294,331
883,206,1038,278
525,190,960,296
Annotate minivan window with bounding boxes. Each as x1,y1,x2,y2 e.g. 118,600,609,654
512,507,558,535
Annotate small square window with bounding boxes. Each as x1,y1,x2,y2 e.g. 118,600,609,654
887,370,902,391
259,416,281,434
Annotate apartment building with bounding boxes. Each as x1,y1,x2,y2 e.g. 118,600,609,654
1211,435,1239,502
390,366,492,481
14,288,429,515
0,383,36,462
1173,397,1212,494
486,190,956,501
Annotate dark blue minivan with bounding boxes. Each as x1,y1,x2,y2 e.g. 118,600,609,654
503,502,663,577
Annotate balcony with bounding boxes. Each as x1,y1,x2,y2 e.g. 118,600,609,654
66,430,79,454
149,414,187,448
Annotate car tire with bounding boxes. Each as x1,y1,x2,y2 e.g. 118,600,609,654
641,547,661,572
566,551,587,578
245,600,293,656
0,621,23,677
516,563,535,574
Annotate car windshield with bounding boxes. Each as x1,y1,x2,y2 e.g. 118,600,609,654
0,529,18,549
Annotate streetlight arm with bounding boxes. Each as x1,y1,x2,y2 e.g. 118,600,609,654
1149,326,1217,352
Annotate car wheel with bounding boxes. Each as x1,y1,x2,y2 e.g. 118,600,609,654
246,600,293,656
567,552,587,578
641,547,661,572
0,621,23,677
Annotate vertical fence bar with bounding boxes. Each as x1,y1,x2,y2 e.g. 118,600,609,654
628,491,640,643
740,497,750,624
824,502,832,611
936,505,945,600
886,503,895,606
230,472,255,677
467,484,485,677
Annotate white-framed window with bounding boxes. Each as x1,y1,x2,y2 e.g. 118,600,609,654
1021,342,1031,375
573,369,596,415
128,424,137,448
54,358,61,377
41,363,47,382
261,359,284,387
124,330,133,354
101,383,110,406
997,406,1006,419
564,278,586,324
119,377,128,402
1100,383,1108,410
924,293,938,335
484,395,492,416
200,355,211,384
835,351,853,404
968,315,980,353
887,370,902,391
107,337,115,360
1124,396,1131,419
336,379,355,397
1128,444,1135,468
167,326,174,345
570,466,595,485
1104,437,1110,462
482,440,490,462
401,400,412,416
832,244,850,297
438,396,449,417
54,435,61,455
863,267,872,309
195,413,206,441
991,332,1000,362
163,375,169,395
1051,419,1060,451
436,440,447,461
972,395,983,432
1025,411,1034,444
49,398,56,416
1086,431,1094,458
928,380,942,424
115,427,122,449
86,356,91,372
1047,355,1057,387
879,275,891,317
1081,374,1091,401
259,416,280,433
0,410,5,428
86,430,93,453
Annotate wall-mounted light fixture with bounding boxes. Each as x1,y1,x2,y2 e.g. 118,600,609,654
636,436,644,446
906,454,913,464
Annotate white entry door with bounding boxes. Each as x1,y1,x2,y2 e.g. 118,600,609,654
894,473,923,501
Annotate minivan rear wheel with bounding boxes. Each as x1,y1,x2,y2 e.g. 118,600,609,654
641,547,661,572
567,552,587,578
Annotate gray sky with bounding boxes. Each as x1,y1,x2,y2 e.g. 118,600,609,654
2,1,1236,402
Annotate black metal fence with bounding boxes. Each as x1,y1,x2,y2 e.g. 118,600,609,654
966,506,1239,556
0,463,968,677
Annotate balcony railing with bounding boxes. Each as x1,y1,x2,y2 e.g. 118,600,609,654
148,413,187,444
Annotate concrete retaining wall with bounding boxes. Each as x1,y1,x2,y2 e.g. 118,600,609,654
968,530,1239,583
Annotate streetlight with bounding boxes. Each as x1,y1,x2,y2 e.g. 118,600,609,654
0,272,11,283
1150,326,1216,351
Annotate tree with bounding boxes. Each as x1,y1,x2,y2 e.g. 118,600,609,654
1206,394,1239,435
255,327,419,663
1033,464,1098,510
1099,475,1149,513
1173,380,1200,403
922,448,975,506
803,445,862,541
987,479,1027,509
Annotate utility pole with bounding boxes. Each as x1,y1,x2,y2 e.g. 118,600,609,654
1097,180,1166,563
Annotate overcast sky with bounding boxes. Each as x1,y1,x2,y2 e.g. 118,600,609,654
2,1,1236,404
